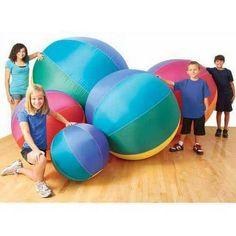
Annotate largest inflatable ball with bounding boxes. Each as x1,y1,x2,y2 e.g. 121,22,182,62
86,69,180,160
148,59,217,121
33,37,128,107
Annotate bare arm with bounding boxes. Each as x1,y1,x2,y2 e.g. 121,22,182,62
5,68,13,104
230,81,235,103
19,122,42,156
49,111,76,126
204,97,209,115
157,76,175,86
28,52,43,61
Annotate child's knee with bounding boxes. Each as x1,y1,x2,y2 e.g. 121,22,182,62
38,154,47,165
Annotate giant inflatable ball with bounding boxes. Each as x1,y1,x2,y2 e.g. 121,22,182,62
86,69,180,160
12,91,85,150
33,37,128,107
51,123,110,181
148,59,217,121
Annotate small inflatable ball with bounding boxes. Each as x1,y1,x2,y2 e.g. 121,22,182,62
12,91,85,150
51,123,110,181
33,37,128,107
148,59,217,121
86,69,180,160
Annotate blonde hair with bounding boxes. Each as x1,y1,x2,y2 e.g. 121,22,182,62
25,84,50,115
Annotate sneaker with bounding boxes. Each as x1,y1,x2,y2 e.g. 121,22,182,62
215,128,222,137
35,181,52,198
193,144,204,155
0,160,23,176
169,143,184,152
223,129,228,138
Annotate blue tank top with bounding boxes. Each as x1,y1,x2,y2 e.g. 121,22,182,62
5,59,29,95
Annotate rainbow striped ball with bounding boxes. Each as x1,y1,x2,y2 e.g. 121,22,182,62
33,37,128,107
51,123,109,181
86,69,180,160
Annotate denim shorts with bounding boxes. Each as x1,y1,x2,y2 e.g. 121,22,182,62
21,147,47,165
11,94,25,100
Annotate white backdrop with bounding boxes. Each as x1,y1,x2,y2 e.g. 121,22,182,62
0,0,236,138
1,0,236,235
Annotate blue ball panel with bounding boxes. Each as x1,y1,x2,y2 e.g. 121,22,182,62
51,130,92,181
92,72,171,135
64,125,105,175
86,69,142,123
75,37,128,70
78,124,110,167
44,39,119,92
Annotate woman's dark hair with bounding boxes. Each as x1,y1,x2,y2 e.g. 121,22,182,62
9,43,28,62
214,55,225,62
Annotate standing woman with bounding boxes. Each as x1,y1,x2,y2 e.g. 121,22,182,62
5,43,43,113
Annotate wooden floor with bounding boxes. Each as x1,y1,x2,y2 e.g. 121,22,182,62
0,127,236,202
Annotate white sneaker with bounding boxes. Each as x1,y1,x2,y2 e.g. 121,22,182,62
0,160,23,176
35,181,52,198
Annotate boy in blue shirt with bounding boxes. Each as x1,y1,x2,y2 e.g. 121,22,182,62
160,61,210,155
206,55,235,138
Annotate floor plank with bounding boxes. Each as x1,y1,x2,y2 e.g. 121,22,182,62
0,127,235,202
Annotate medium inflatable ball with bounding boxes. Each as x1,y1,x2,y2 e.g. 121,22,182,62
12,91,85,150
51,123,109,181
148,59,217,121
33,37,128,107
86,69,180,160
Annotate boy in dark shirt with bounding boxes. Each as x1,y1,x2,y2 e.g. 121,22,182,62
207,55,235,138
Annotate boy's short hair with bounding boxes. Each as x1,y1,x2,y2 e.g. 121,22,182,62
188,61,201,69
214,55,225,62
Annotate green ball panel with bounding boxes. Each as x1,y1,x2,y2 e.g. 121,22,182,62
33,56,88,106
51,130,92,181
109,93,180,154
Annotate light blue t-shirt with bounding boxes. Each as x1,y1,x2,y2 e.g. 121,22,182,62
174,78,211,118
5,59,29,95
17,109,47,150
